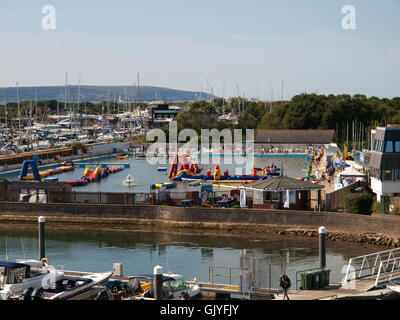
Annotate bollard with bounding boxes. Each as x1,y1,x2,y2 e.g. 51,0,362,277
154,265,163,300
319,226,326,269
38,216,45,261
113,263,123,277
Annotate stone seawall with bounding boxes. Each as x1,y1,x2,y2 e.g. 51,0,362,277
1,202,400,246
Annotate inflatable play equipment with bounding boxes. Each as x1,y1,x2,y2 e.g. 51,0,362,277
135,152,146,158
83,167,101,182
108,166,124,174
213,165,221,181
114,154,129,160
150,182,177,189
168,154,201,179
189,163,201,174
39,161,75,177
43,177,59,182
99,168,110,178
181,154,189,171
168,155,179,179
66,165,123,187
66,180,88,187
19,158,41,181
172,164,280,182
22,171,50,180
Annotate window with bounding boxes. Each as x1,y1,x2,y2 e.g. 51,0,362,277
386,141,393,153
265,192,271,201
283,191,296,204
272,192,280,201
396,142,400,153
382,170,393,181
396,169,400,181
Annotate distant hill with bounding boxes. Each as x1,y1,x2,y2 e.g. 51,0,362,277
0,85,215,103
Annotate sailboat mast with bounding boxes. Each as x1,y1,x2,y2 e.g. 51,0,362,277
124,86,127,114
222,83,225,114
78,75,81,130
65,73,68,112
29,98,33,150
35,90,38,125
16,82,21,140
137,73,142,126
3,88,7,133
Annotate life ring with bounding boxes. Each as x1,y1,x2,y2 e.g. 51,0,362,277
40,257,50,266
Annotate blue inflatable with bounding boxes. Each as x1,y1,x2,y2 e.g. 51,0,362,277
18,157,41,181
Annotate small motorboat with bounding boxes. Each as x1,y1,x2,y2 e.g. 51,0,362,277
123,174,136,187
0,259,64,300
158,167,167,171
39,271,113,300
141,273,200,300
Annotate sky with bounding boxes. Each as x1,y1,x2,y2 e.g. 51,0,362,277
0,0,399,100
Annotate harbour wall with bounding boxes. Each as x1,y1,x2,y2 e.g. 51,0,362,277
0,202,399,238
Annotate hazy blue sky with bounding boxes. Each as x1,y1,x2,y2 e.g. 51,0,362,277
0,0,399,99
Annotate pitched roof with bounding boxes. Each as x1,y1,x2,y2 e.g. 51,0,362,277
243,176,324,191
256,130,334,144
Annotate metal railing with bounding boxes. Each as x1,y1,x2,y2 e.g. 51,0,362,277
375,257,400,287
344,248,400,287
208,266,245,286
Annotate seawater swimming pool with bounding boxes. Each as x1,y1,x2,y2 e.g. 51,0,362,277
0,153,310,193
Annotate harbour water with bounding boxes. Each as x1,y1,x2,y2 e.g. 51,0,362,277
0,228,382,289
0,154,309,193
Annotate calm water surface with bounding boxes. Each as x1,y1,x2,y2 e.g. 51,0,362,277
0,228,381,289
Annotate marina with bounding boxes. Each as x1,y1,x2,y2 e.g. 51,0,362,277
1,1,399,309
1,221,399,301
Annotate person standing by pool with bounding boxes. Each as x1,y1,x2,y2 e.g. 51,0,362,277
279,273,291,300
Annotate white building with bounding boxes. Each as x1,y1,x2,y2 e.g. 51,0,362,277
369,125,400,212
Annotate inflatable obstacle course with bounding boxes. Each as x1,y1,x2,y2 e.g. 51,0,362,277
66,165,124,186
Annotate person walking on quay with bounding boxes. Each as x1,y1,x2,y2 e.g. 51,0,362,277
279,273,291,300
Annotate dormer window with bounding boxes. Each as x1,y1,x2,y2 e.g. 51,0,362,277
396,141,400,153
386,141,393,153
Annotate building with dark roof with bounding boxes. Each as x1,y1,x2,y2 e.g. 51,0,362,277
242,175,324,210
148,101,182,128
369,125,400,212
256,130,335,145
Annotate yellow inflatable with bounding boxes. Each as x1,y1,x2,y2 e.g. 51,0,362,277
213,165,221,181
176,169,190,176
114,154,129,160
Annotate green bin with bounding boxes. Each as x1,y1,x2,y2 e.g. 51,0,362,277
320,269,330,287
311,271,320,289
300,272,313,290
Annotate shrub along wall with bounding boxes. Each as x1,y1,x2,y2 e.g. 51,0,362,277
342,192,373,215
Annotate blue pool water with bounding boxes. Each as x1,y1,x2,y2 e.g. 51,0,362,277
0,154,309,193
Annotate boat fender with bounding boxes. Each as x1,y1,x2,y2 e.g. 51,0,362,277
40,257,50,267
